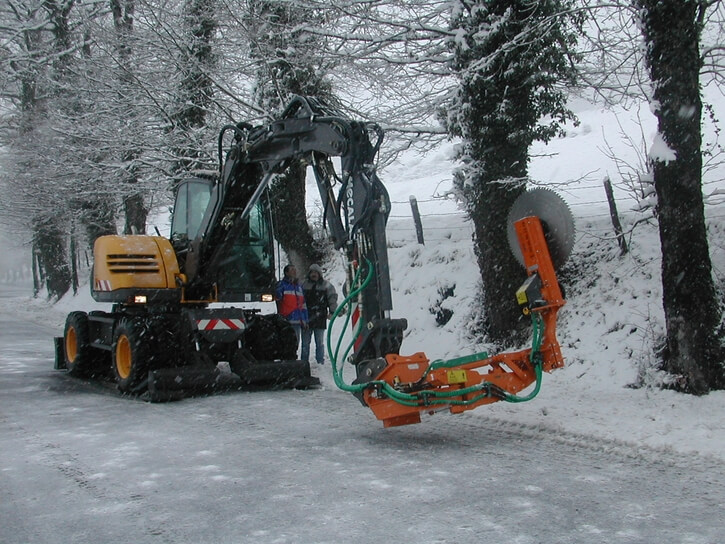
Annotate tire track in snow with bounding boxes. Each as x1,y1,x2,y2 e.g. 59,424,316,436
3,418,182,543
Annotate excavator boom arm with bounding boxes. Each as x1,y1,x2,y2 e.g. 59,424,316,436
334,214,567,427
186,97,400,358
180,96,570,426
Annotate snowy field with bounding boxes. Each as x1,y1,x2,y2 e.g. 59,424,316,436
2,96,725,542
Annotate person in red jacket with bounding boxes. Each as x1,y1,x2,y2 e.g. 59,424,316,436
275,264,308,351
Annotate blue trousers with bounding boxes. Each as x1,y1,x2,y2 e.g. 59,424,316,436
290,324,301,356
301,328,325,364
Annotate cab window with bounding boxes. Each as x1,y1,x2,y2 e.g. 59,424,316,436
171,180,212,240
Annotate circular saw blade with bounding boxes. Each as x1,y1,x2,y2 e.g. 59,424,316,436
507,188,575,270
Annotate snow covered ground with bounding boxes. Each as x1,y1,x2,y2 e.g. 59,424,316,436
2,96,725,541
3,293,722,543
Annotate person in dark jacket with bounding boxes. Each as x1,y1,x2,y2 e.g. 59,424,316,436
275,264,308,349
301,264,338,365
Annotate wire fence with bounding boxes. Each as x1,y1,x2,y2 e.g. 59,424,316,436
383,187,725,246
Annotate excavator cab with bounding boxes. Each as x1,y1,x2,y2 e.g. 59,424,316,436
170,174,277,302
170,176,213,242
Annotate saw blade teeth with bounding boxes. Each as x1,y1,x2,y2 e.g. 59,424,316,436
507,188,576,270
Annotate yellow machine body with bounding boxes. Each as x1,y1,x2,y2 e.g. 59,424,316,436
92,235,182,303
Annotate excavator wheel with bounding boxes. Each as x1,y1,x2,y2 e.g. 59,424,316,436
244,314,299,361
63,311,101,377
269,315,299,360
112,318,151,393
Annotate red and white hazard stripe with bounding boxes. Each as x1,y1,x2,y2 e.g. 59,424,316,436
95,280,112,291
196,318,245,331
351,303,363,351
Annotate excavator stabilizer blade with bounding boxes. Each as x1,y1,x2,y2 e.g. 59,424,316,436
231,359,320,389
147,365,241,402
147,360,319,402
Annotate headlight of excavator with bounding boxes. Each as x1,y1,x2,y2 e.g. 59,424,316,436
261,293,274,303
134,295,148,304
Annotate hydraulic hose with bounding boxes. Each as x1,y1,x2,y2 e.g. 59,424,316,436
326,262,545,407
499,312,544,403
327,260,372,393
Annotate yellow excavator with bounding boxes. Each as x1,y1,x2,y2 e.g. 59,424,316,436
55,96,575,427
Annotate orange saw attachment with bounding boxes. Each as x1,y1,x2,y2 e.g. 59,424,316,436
358,192,573,428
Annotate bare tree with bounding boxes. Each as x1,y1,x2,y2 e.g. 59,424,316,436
286,0,453,161
247,0,336,271
165,0,218,177
0,0,79,299
109,0,148,234
634,0,725,393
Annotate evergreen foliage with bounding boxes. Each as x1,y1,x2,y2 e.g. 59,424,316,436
445,0,581,343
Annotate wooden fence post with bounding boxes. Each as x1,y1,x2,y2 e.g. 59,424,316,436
603,176,628,255
409,195,425,245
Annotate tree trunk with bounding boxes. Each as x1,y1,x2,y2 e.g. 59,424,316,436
111,0,148,235
124,192,148,235
170,0,217,176
34,221,71,300
70,230,79,295
269,162,324,273
32,247,42,298
249,1,335,272
469,147,527,344
26,1,74,300
637,0,724,392
82,199,117,243
448,0,579,345
77,7,119,244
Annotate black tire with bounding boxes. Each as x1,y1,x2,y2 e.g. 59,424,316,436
64,311,101,377
271,315,299,360
244,314,298,361
229,348,255,382
146,314,188,368
112,318,151,393
189,350,216,369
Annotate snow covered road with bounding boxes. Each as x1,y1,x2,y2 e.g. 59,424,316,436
1,285,723,544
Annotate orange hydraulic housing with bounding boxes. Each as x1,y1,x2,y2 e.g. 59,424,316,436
92,235,185,304
362,216,566,428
